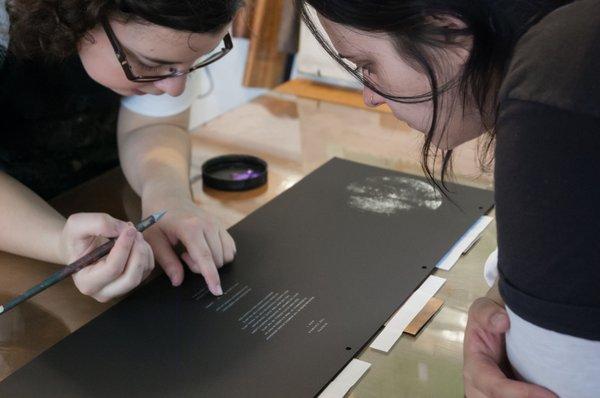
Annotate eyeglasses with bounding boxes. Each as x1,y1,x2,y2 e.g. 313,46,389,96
102,18,233,83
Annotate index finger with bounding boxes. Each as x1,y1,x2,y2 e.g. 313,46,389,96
180,232,223,296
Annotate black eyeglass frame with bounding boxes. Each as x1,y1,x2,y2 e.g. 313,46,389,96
101,18,233,83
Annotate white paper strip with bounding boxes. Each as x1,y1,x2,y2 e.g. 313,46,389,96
435,216,493,271
370,275,446,352
318,359,371,398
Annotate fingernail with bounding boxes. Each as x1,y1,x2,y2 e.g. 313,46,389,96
214,285,223,296
491,313,508,329
167,272,178,287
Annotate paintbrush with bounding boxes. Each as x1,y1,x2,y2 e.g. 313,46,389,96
0,211,166,316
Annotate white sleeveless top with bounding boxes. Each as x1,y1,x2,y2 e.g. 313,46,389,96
485,250,600,397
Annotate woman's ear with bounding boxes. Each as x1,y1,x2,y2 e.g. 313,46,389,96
427,14,472,52
83,32,97,45
429,14,469,31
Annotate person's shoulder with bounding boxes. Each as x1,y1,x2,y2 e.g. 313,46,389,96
499,0,600,118
1,0,9,66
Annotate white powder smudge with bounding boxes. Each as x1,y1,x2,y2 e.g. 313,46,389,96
346,176,442,215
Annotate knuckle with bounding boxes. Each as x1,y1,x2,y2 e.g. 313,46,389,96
184,217,204,231
99,213,112,225
204,219,216,232
182,230,201,245
185,217,218,235
198,249,214,264
64,214,80,230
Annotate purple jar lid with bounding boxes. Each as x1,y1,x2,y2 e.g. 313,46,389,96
201,155,268,191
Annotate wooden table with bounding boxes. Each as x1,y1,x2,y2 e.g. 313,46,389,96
0,89,495,397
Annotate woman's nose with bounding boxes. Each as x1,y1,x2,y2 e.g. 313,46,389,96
153,75,187,97
363,86,386,108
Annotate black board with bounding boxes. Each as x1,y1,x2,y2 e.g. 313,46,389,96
0,158,494,397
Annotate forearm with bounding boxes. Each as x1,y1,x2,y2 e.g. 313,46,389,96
0,173,66,263
118,122,193,209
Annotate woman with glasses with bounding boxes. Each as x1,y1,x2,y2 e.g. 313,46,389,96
0,0,239,302
298,0,599,397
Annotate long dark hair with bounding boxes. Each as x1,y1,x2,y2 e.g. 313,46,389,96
7,0,243,60
297,0,569,191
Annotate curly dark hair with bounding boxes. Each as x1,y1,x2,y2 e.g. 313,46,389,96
7,0,243,60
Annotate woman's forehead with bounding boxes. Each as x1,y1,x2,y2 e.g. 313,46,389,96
317,16,386,58
112,19,228,61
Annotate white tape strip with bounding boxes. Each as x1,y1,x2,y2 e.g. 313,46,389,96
370,275,446,352
318,359,372,398
435,216,493,271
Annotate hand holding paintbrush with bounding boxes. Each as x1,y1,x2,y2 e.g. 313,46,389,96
0,211,165,315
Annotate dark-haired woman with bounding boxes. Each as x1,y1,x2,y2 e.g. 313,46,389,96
297,0,599,396
0,1,242,301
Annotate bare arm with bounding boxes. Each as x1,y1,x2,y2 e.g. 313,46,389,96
117,106,235,295
117,105,192,204
0,172,65,263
